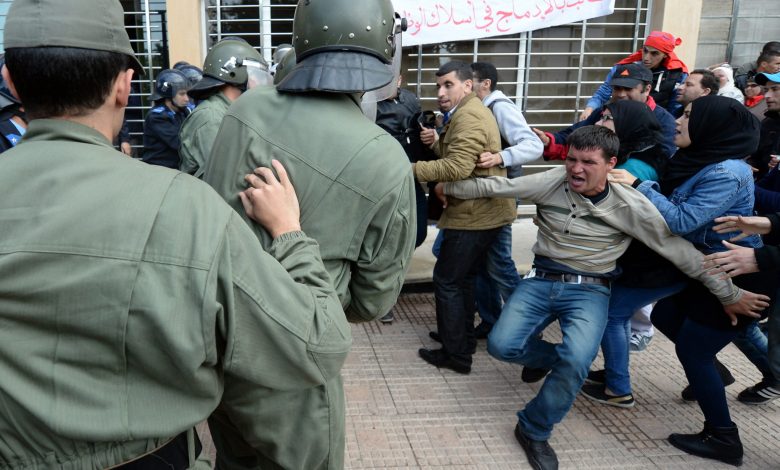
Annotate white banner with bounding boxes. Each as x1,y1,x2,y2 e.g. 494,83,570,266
392,0,616,47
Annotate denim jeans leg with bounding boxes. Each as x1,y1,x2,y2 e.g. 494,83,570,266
516,282,611,441
601,282,685,395
476,225,520,326
487,278,559,367
475,262,502,326
732,321,771,379
433,228,499,364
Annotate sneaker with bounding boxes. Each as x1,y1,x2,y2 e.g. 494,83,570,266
629,332,652,352
514,424,558,470
379,311,394,323
584,369,606,385
737,379,780,405
580,383,635,408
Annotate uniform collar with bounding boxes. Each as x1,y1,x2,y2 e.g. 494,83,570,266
22,119,114,148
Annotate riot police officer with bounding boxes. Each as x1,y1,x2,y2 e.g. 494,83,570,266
203,0,416,468
142,68,190,168
179,39,271,177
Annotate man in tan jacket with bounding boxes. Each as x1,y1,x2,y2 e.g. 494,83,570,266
414,61,516,374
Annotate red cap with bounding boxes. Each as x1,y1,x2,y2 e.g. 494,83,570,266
644,31,682,55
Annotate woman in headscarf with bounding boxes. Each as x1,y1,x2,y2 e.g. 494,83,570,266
581,30,689,119
713,65,746,104
609,95,772,466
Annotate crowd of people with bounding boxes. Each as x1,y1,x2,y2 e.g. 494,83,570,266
0,0,778,469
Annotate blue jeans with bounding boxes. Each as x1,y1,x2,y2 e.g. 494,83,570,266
433,228,502,364
732,321,771,380
488,276,611,441
601,281,686,395
475,224,521,326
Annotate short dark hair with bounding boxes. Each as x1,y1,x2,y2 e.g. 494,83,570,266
470,62,498,91
691,68,719,94
436,61,472,82
758,50,780,66
566,126,619,162
761,41,780,54
4,46,133,120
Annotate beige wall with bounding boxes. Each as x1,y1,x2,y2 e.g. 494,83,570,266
649,0,703,68
166,0,205,67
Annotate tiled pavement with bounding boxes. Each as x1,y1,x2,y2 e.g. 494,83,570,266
342,293,779,469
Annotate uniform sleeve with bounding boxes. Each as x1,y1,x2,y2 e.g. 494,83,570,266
609,186,741,304
586,65,617,110
179,115,219,177
492,101,543,167
208,215,351,464
346,169,416,322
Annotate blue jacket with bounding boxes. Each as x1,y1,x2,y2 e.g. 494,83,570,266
587,61,687,116
636,158,761,253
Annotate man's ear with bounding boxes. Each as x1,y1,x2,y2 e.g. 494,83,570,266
703,87,713,96
465,78,473,93
1,66,20,101
114,69,134,108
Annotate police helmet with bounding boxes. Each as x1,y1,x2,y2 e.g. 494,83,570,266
277,0,406,93
149,68,189,101
188,39,270,99
175,64,204,88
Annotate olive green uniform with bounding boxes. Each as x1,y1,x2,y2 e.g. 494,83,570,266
179,91,231,177
203,85,416,469
0,119,351,469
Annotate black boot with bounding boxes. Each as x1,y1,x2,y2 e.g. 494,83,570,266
668,422,743,466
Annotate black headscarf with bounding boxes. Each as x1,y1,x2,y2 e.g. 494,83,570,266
660,95,760,195
605,100,666,171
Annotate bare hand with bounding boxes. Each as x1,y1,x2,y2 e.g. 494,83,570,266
711,215,771,241
608,169,637,186
476,151,503,169
433,182,448,209
239,159,301,239
703,241,759,279
532,128,550,147
722,289,769,326
120,142,132,156
769,155,780,171
579,107,594,122
420,123,439,148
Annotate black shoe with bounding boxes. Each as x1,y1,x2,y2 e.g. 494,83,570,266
427,331,476,354
681,357,735,401
668,422,743,466
584,369,606,385
474,321,493,339
521,366,551,383
514,424,558,470
580,383,635,408
418,348,471,374
737,379,780,405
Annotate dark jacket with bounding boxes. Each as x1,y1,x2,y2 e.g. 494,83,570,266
142,104,187,168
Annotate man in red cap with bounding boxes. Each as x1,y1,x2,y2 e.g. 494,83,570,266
581,31,688,119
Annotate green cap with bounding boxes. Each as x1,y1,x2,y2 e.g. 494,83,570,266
3,0,145,75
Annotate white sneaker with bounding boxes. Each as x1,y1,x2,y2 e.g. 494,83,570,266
629,332,652,352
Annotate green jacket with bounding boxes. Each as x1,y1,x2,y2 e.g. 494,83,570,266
0,120,351,469
203,86,416,470
413,93,516,230
179,91,231,178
